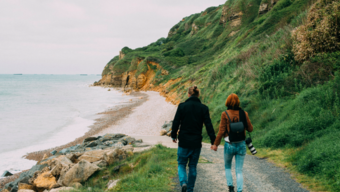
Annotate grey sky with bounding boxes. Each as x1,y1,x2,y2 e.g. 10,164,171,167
0,0,226,74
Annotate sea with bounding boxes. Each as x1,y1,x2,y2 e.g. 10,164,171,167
0,74,131,177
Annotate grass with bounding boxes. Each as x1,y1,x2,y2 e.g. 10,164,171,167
71,145,178,192
99,0,340,191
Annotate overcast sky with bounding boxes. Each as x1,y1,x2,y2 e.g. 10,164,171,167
0,0,226,74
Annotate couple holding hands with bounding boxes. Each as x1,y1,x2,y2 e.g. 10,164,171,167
171,86,253,192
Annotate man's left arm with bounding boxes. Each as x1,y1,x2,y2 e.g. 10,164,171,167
171,105,181,142
203,107,216,145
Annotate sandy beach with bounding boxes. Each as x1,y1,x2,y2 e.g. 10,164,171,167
1,90,177,188
95,91,177,137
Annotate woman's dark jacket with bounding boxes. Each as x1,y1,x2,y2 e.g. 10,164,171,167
171,96,216,149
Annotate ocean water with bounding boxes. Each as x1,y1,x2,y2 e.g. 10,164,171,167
0,74,131,176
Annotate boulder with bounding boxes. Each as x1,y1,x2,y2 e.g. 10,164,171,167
103,140,117,146
162,121,173,132
18,190,35,192
83,137,98,143
59,148,69,155
93,160,108,168
42,154,48,160
33,172,57,189
104,148,127,165
49,187,74,192
49,156,73,177
85,141,97,148
100,133,126,142
160,129,167,136
50,150,57,155
1,170,13,177
4,164,48,191
58,160,99,186
135,139,143,143
107,179,120,190
1,189,10,192
118,136,135,145
78,150,106,163
112,142,124,148
18,183,35,190
65,154,77,163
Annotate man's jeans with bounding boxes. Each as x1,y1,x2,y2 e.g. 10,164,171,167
177,147,201,192
224,141,246,192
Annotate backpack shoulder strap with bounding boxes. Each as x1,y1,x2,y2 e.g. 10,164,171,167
224,110,231,135
225,110,231,122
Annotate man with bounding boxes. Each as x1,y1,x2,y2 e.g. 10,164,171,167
171,85,216,192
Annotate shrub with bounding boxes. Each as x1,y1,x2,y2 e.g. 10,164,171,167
292,0,340,62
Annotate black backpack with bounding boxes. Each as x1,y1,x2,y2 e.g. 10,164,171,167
225,110,246,142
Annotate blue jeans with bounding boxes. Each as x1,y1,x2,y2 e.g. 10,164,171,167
177,147,201,192
224,141,246,192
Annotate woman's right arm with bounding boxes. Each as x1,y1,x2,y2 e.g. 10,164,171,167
245,111,253,132
213,112,228,146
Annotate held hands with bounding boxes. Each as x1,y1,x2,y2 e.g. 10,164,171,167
172,139,177,143
211,145,218,151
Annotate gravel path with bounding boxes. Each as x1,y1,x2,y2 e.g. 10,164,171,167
174,148,310,192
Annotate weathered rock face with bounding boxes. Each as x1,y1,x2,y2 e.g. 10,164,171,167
58,160,99,186
259,3,269,14
119,51,125,60
191,23,199,35
137,74,147,89
78,150,107,163
259,0,280,15
220,5,229,24
219,5,243,27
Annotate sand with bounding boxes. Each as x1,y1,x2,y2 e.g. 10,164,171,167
95,91,178,137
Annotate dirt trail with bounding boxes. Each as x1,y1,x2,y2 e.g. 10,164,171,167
173,147,310,192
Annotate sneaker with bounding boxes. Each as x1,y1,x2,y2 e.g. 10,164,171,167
181,184,187,192
228,186,235,192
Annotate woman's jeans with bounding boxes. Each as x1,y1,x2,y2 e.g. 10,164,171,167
224,141,246,192
177,147,201,192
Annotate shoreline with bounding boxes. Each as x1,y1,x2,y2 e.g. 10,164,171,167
0,89,178,189
23,91,148,162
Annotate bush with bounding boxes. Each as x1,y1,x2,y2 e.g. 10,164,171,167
292,0,340,62
163,48,185,57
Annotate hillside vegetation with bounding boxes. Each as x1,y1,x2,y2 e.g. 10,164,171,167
96,0,340,191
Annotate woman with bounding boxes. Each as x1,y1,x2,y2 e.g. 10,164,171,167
171,86,216,192
211,93,253,192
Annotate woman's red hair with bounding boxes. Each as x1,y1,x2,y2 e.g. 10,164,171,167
225,93,240,108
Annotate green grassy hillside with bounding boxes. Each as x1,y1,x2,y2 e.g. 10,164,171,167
99,0,340,191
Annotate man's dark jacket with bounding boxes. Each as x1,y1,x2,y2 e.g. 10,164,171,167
171,96,216,148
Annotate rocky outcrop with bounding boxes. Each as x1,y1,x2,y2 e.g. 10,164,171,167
259,0,280,15
191,23,199,35
259,3,269,14
219,5,243,27
119,51,125,60
220,5,229,24
1,134,142,192
58,160,99,186
33,171,57,189
160,121,173,137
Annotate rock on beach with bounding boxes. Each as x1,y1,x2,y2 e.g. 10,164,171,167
1,134,141,192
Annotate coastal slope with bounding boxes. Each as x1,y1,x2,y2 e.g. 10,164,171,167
95,0,340,191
